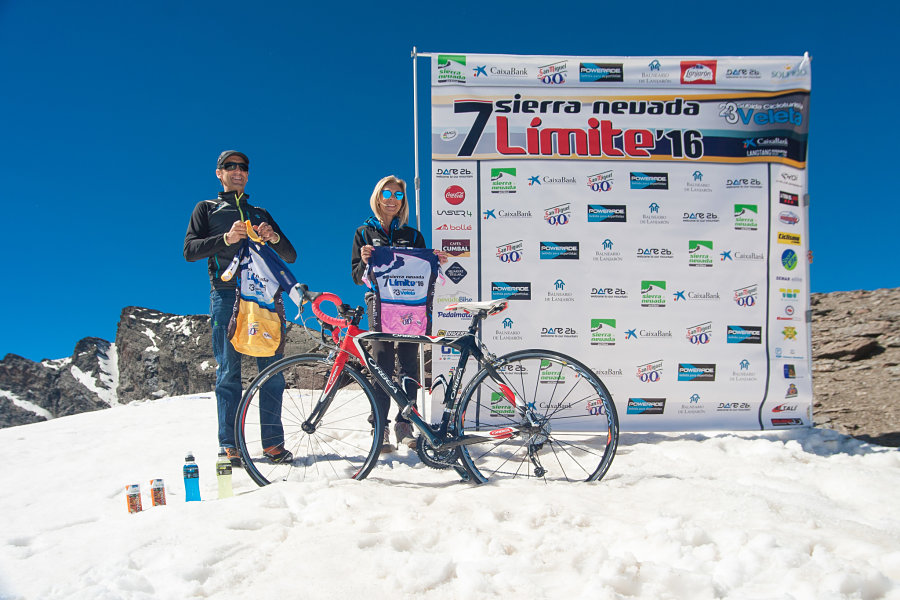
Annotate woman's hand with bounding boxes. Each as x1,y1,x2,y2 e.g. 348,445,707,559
434,250,449,264
360,244,374,264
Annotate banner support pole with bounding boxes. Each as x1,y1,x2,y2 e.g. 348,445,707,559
412,46,427,418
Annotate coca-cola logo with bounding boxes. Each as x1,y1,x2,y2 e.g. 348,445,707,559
445,185,466,205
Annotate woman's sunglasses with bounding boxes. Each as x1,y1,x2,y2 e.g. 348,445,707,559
381,190,404,201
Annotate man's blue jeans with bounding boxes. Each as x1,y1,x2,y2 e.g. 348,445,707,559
210,289,285,449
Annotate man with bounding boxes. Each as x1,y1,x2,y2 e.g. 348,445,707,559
184,150,296,465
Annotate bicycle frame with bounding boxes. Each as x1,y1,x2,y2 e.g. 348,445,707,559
302,294,523,452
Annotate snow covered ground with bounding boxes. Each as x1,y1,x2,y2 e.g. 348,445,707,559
0,393,898,600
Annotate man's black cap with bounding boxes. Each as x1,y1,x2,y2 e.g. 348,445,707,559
217,150,249,168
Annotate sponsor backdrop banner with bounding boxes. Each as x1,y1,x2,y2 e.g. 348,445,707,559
430,53,812,431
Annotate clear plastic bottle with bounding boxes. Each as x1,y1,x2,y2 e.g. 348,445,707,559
183,451,201,502
216,447,233,499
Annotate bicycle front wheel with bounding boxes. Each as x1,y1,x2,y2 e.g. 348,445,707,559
455,350,619,483
235,353,383,486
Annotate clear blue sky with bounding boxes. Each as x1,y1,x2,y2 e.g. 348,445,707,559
1,0,895,361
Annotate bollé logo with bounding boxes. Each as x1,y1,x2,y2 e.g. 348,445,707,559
444,185,465,205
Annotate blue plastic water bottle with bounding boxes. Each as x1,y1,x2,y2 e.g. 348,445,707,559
183,451,201,502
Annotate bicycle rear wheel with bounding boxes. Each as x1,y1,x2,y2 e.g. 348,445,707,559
455,350,619,483
235,353,383,486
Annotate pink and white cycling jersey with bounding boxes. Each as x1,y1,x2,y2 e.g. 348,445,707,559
367,247,441,335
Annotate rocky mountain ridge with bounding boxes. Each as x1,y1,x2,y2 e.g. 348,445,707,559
1,290,898,446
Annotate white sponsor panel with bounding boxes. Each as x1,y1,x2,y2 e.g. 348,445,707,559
430,54,811,431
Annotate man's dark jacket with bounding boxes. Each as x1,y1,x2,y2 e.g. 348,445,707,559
184,191,296,290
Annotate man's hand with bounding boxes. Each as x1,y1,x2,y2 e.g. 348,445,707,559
255,222,280,244
225,221,248,245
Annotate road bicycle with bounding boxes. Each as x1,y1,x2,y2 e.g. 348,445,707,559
234,285,619,486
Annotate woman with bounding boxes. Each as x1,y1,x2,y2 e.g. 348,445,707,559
351,175,446,453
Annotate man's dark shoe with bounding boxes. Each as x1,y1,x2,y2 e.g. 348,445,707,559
225,447,243,468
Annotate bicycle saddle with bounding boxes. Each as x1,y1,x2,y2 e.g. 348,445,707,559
443,299,509,316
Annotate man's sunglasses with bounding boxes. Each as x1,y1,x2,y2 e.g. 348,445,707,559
222,162,249,172
381,190,404,201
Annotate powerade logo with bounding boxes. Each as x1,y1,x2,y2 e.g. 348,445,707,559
641,280,666,307
630,172,669,190
680,60,717,84
677,363,716,382
727,325,762,344
540,242,579,260
437,55,466,84
491,282,531,300
444,262,467,284
627,398,666,415
588,205,626,223
782,249,798,270
579,62,624,82
490,168,517,194
590,319,616,346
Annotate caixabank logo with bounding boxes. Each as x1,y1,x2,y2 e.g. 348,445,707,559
579,62,624,82
734,204,758,230
590,319,616,346
630,172,669,190
727,325,762,344
491,281,531,300
437,55,466,84
627,398,666,415
688,240,714,267
677,363,716,382
588,205,626,223
540,241,579,260
490,168,517,194
680,60,717,84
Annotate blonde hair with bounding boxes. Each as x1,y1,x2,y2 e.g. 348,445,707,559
369,175,409,226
